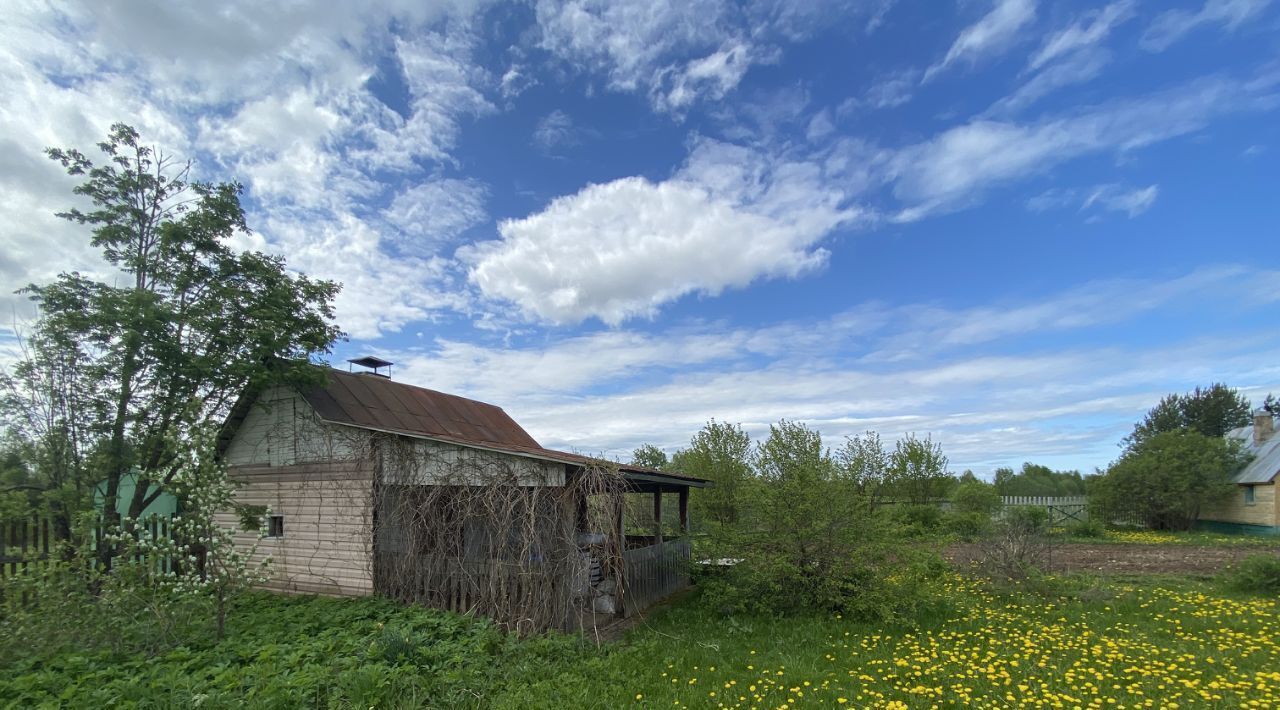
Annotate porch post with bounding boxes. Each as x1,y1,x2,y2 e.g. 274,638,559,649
653,490,663,545
678,487,689,534
613,491,625,618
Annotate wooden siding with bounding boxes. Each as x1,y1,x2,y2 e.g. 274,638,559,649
1200,483,1278,528
218,461,375,597
381,437,566,487
224,387,356,468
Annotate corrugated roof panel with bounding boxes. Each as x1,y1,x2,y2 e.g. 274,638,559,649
300,369,541,450
1234,431,1280,484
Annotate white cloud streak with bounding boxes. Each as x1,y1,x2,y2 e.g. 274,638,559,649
1027,0,1135,71
923,0,1037,82
1141,0,1273,52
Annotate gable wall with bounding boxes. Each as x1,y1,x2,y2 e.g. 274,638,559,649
1200,483,1279,529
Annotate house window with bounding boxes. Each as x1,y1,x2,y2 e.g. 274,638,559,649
1244,486,1256,506
267,515,285,537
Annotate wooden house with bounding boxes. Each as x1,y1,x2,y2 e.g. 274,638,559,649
1199,411,1280,536
215,358,707,632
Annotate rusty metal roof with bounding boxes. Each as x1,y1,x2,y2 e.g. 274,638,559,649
302,369,542,450
221,367,707,487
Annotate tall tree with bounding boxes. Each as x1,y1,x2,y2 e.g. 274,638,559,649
1094,430,1246,530
671,420,752,527
629,443,669,470
835,430,891,505
1125,384,1251,451
888,434,951,504
12,124,342,567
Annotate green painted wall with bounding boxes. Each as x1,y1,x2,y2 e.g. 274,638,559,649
93,472,179,519
1196,519,1280,537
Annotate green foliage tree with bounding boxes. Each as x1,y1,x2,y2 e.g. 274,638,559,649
629,443,669,470
1124,383,1251,452
704,420,945,618
950,480,1002,516
992,462,1086,497
835,430,891,505
888,434,951,504
1093,429,1248,530
671,420,751,528
7,124,342,568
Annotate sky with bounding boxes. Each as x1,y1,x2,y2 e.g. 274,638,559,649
2,0,1279,476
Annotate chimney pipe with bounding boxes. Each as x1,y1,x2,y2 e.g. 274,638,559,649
1254,411,1275,447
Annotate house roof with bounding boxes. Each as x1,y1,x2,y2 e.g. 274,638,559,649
225,367,707,488
1225,425,1280,484
303,368,542,450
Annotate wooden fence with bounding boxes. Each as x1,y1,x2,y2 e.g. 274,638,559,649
1,516,55,578
622,537,691,614
1000,496,1089,526
0,514,178,579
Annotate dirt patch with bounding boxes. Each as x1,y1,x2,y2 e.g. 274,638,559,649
947,543,1280,575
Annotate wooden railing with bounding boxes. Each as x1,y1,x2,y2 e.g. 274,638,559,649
622,537,691,614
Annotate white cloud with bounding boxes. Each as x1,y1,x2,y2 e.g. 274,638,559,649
533,0,883,114
891,75,1266,215
532,110,579,152
390,266,1280,471
1027,0,1135,71
1141,0,1273,52
923,0,1037,82
1082,184,1159,217
1027,183,1159,218
383,179,488,254
986,48,1111,116
0,1,498,340
535,0,755,113
464,139,861,325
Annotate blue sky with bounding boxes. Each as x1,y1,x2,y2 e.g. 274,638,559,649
2,0,1279,475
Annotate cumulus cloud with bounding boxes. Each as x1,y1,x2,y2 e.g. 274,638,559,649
923,0,1037,82
533,0,883,114
1141,0,1273,52
0,1,497,339
464,139,860,325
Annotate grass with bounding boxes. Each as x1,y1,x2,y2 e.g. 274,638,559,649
2,574,1278,708
1054,528,1280,547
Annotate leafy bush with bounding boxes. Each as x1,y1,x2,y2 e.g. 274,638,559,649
698,421,951,623
943,511,992,540
951,481,1002,517
1067,519,1106,538
1091,429,1247,530
887,503,944,535
1222,554,1280,596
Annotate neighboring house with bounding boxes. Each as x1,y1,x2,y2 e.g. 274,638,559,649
1199,411,1280,536
215,358,707,632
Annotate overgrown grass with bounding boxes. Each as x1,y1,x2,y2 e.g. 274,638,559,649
1055,528,1280,547
2,576,1278,708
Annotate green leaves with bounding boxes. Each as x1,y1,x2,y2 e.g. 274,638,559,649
1125,383,1252,452
1094,429,1247,530
12,123,344,547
